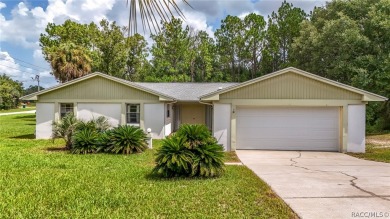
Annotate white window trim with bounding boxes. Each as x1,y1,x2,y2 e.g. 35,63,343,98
126,103,140,126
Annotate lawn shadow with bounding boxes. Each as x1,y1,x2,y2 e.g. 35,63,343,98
144,172,215,182
14,115,35,121
46,147,68,152
10,134,35,139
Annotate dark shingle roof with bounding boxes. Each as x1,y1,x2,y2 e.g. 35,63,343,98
134,82,238,101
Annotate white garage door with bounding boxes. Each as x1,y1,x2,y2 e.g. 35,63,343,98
236,107,340,151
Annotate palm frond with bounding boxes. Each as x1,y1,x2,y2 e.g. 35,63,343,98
126,0,192,35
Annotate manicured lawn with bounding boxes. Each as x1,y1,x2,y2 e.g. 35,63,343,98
0,114,296,218
224,151,241,163
0,106,36,113
348,133,390,163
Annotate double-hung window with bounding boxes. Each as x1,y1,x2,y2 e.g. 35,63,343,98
60,103,74,118
126,104,140,126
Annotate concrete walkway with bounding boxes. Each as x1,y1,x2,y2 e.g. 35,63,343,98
0,110,36,116
236,150,390,219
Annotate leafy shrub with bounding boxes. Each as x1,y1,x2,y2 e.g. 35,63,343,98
176,124,215,149
191,143,225,177
153,124,225,178
71,129,101,154
105,125,148,154
52,113,79,149
153,136,193,177
77,116,111,133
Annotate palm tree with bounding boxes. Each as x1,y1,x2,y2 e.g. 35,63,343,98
48,43,92,83
127,0,191,35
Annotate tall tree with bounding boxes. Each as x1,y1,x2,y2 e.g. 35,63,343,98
0,74,23,110
94,20,128,77
150,17,191,82
124,33,150,81
48,43,92,83
261,1,306,73
243,13,266,78
215,15,246,82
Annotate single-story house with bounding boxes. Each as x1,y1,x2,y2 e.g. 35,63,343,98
21,67,387,153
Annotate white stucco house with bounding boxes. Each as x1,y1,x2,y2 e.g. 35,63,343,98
21,67,387,153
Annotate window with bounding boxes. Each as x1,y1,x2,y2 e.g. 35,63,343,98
166,104,170,118
126,104,140,125
60,103,74,118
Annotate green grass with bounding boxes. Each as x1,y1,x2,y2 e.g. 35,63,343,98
0,106,36,113
224,151,241,162
0,114,296,218
348,133,390,163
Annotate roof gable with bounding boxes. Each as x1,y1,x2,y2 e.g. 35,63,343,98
21,73,174,101
201,67,388,101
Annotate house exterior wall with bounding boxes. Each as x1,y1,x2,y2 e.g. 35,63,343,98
77,103,121,127
39,77,159,101
347,105,366,153
213,104,231,151
220,72,362,100
144,103,165,139
36,103,55,139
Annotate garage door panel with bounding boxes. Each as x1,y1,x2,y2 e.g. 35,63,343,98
240,139,338,151
237,117,338,128
236,107,340,151
238,127,338,139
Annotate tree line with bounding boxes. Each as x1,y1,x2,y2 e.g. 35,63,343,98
37,0,389,131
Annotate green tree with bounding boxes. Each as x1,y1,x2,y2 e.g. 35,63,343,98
243,13,266,78
261,1,306,73
48,43,92,83
291,0,390,130
23,85,45,95
150,17,191,82
124,33,150,81
192,30,219,81
94,20,128,77
40,20,99,61
215,15,246,81
0,74,23,110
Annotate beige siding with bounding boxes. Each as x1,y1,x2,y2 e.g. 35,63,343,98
39,76,159,101
220,72,362,100
180,104,206,125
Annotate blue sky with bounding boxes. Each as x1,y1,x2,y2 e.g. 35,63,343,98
0,0,326,88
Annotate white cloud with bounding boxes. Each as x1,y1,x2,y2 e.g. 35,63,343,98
0,1,6,10
0,51,20,77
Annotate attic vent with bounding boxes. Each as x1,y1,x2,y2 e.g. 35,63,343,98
218,87,223,90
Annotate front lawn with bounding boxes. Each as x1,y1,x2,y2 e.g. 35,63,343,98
0,106,36,113
0,114,296,218
348,133,390,163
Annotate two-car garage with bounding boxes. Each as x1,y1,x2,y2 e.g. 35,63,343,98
236,107,340,151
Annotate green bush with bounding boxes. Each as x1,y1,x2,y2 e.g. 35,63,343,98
52,113,79,149
153,124,225,178
176,124,216,149
105,125,148,154
153,136,193,177
71,129,101,154
77,116,111,133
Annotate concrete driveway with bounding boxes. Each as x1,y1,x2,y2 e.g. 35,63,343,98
236,150,390,219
